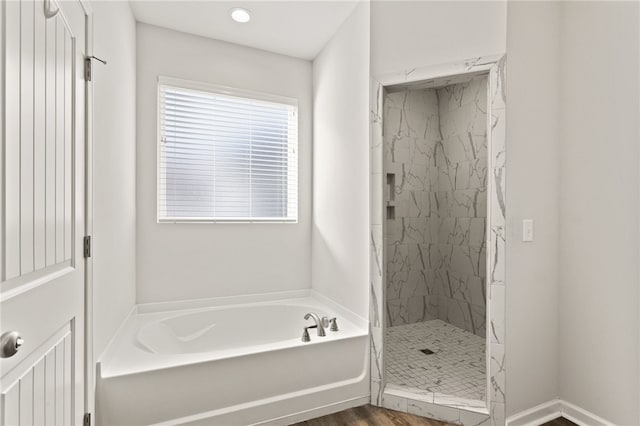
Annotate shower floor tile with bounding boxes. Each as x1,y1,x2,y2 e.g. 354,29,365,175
385,319,486,402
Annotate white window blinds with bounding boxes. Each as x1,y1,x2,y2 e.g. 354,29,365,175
158,78,298,222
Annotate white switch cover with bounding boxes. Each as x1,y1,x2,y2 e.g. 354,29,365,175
522,219,534,242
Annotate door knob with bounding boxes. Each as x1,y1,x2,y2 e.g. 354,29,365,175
1,331,24,358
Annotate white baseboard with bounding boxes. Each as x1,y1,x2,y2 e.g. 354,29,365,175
506,400,563,426
560,400,614,426
506,399,614,426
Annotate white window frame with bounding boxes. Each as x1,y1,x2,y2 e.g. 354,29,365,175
156,76,299,224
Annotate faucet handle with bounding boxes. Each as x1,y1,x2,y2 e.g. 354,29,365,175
329,318,339,332
302,327,311,342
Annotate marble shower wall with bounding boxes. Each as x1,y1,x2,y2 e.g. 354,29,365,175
384,77,488,337
384,89,440,326
433,77,488,337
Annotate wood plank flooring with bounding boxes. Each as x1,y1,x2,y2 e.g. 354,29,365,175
290,405,579,426
291,405,450,425
542,417,578,426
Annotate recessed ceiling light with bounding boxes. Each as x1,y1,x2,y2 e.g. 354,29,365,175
230,8,251,23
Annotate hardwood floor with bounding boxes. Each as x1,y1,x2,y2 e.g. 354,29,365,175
290,405,579,426
542,417,578,426
291,405,451,426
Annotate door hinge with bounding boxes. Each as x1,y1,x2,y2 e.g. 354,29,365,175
84,56,107,82
84,57,92,82
83,236,92,258
83,413,91,426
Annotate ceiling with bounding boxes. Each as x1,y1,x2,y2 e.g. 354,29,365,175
129,1,360,60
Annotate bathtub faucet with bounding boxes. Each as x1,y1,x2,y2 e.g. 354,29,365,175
304,313,326,337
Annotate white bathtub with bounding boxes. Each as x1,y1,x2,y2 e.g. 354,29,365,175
96,291,369,425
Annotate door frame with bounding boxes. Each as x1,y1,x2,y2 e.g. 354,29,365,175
368,55,507,425
78,0,94,420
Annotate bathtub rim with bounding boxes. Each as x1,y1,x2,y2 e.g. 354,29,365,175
136,289,368,329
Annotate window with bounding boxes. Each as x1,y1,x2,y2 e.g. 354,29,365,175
157,77,298,222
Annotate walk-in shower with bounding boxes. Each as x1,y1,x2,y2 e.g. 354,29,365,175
369,55,507,424
383,75,489,402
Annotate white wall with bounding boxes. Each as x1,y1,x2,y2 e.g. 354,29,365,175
370,1,507,76
136,24,312,303
91,0,137,360
311,2,370,319
504,1,561,417
559,3,640,424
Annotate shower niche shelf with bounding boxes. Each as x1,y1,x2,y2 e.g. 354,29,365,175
386,173,396,220
386,205,395,220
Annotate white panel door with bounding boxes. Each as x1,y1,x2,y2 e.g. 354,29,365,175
1,1,88,425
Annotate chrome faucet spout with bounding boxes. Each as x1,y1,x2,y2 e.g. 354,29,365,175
304,312,326,336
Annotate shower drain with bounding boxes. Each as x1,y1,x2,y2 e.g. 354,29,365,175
419,348,435,355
